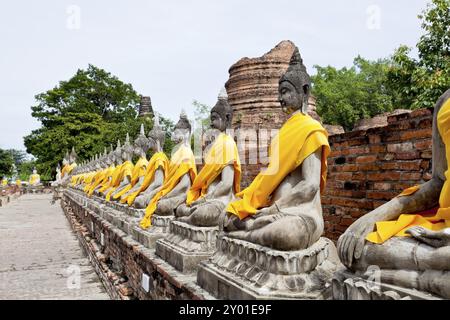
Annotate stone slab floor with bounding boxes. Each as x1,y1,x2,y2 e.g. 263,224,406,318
0,194,109,300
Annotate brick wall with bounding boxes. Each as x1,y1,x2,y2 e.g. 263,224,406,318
322,108,433,241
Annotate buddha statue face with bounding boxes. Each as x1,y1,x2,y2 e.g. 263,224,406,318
210,90,232,132
278,47,311,115
172,111,191,144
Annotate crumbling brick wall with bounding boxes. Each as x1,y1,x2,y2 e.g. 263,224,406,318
322,108,433,241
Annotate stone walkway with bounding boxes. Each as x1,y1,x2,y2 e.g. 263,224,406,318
0,194,109,300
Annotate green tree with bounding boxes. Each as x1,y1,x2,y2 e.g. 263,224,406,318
18,160,36,181
0,149,14,178
386,0,450,109
24,64,174,179
312,57,393,131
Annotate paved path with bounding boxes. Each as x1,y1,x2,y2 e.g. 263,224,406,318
0,194,109,300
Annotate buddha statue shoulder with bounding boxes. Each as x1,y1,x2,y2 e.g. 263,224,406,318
127,115,169,208
337,89,450,298
220,47,331,251
139,111,197,229
176,89,241,227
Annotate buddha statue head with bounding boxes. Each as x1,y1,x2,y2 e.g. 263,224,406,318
210,88,233,132
172,110,191,145
33,168,37,175
134,124,150,158
148,114,166,152
114,140,122,164
122,133,134,161
278,47,311,115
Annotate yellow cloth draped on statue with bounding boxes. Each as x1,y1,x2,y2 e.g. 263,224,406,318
186,133,241,206
1,179,7,186
29,174,40,186
105,161,134,201
226,112,331,220
121,152,169,206
140,145,197,229
62,163,77,178
16,180,21,187
84,170,102,193
98,164,122,194
87,166,115,196
367,97,450,244
112,157,149,200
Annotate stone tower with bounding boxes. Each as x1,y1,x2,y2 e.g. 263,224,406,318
138,96,154,118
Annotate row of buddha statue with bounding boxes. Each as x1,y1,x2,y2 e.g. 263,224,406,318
60,44,450,300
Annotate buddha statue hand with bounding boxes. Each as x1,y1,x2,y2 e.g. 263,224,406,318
406,226,450,248
220,204,280,232
337,214,376,268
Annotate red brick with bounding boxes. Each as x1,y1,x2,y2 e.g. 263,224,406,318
373,182,392,191
368,135,381,144
400,129,432,141
356,155,377,163
414,139,432,150
367,172,401,181
401,172,422,181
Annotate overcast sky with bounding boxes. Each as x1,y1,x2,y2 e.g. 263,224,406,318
0,0,430,152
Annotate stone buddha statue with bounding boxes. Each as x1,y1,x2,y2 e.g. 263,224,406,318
139,111,197,229
176,89,241,227
220,47,331,251
197,47,339,298
56,163,62,182
336,89,450,299
84,151,107,194
112,125,150,203
106,135,135,201
29,168,41,186
99,141,123,196
124,115,169,207
91,145,116,196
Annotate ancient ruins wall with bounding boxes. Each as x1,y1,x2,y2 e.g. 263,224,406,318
322,108,433,241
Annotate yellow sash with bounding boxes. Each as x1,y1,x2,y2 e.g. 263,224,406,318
226,112,330,220
87,166,115,196
186,133,241,205
122,152,169,206
29,174,40,185
367,97,450,244
112,157,149,200
16,180,21,187
1,179,7,186
62,163,77,178
140,145,197,229
105,161,134,201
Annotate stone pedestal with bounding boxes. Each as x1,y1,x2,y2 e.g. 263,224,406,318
332,269,443,300
156,221,218,274
197,236,340,300
131,215,174,249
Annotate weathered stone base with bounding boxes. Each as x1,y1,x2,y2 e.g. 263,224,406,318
62,188,215,300
156,221,218,274
198,236,341,300
332,269,442,300
132,215,174,249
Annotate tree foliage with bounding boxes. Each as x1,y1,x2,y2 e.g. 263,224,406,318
312,57,393,131
312,0,449,130
24,64,173,179
0,149,14,178
386,0,450,109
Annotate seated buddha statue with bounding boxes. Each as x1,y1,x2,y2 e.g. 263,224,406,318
98,141,124,196
111,126,150,202
139,111,197,229
60,148,78,186
29,168,42,186
1,177,8,187
106,135,134,201
176,90,241,227
90,146,116,197
220,47,331,251
337,89,450,299
84,151,107,194
122,115,169,207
